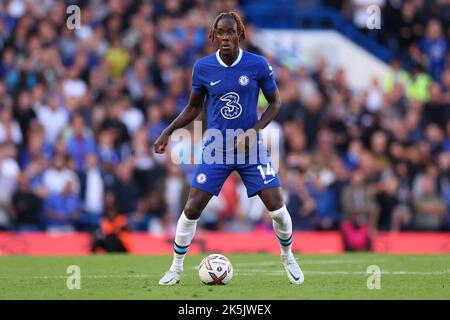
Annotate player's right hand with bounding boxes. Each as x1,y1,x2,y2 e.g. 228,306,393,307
154,131,170,154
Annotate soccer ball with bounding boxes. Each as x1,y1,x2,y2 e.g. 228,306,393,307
198,254,233,285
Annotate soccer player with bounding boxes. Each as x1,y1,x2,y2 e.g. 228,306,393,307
154,12,304,285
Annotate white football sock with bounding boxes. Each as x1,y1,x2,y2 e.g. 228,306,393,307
269,205,293,256
170,212,199,272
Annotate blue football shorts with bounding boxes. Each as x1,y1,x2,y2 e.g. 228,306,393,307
190,144,281,197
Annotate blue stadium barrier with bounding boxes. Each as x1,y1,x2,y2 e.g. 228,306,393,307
242,4,393,63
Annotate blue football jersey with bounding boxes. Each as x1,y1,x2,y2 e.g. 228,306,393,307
189,49,282,196
191,48,277,139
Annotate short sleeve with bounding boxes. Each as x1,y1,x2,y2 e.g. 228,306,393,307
258,58,277,95
191,61,206,95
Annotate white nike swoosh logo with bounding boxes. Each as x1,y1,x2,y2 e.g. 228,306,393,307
263,178,275,184
210,80,221,86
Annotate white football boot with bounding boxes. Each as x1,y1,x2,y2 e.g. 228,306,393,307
158,269,182,286
281,254,304,285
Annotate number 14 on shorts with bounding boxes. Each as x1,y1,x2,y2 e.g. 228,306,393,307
257,163,276,184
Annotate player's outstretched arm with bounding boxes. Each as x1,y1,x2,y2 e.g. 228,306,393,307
154,91,205,154
253,89,281,132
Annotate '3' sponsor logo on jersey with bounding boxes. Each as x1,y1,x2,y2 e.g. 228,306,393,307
220,92,242,119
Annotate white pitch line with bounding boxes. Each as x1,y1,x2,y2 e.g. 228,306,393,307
235,259,386,267
0,274,150,280
235,270,450,276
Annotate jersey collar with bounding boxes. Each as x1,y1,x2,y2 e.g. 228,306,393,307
216,48,243,67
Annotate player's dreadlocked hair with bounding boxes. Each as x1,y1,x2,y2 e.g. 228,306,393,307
208,12,246,42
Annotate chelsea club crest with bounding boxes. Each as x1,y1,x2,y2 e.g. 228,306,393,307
196,173,207,184
238,75,249,86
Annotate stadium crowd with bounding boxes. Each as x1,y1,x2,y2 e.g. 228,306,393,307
0,0,449,250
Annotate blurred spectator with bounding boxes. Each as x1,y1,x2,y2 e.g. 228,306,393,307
309,169,340,230
0,143,19,230
119,98,145,135
374,175,412,231
340,170,376,250
19,121,53,168
44,181,81,233
11,173,43,232
43,154,80,195
413,172,446,231
64,112,96,172
303,92,326,150
63,67,88,100
425,82,449,130
394,0,424,53
106,36,129,79
79,153,104,230
436,152,450,230
343,139,364,171
132,126,165,195
97,128,120,169
366,77,384,113
287,171,317,230
112,159,139,216
147,102,167,143
130,189,168,233
24,154,48,198
126,57,153,102
311,128,337,170
0,105,22,145
91,190,131,253
383,57,410,93
13,90,36,144
405,62,432,103
418,19,448,80
370,131,390,171
99,100,131,153
36,94,69,145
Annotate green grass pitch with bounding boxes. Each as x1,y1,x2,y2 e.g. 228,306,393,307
0,253,449,300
